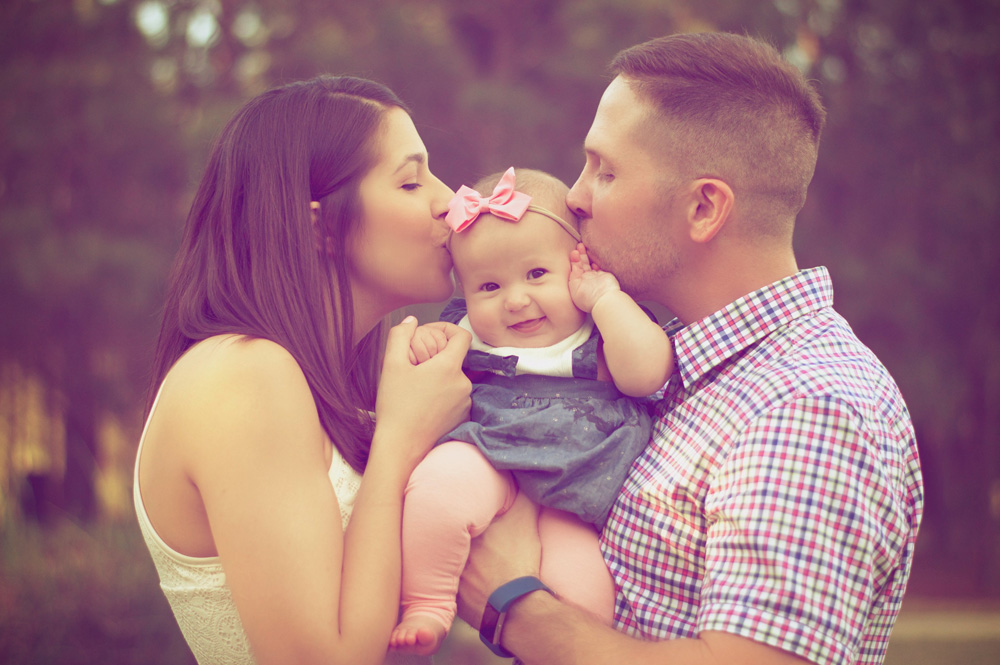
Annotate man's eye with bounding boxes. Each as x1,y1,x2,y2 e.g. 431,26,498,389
528,268,547,279
480,283,499,292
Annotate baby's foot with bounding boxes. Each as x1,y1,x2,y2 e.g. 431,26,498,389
389,615,447,656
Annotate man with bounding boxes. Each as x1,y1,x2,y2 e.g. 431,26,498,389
458,32,923,665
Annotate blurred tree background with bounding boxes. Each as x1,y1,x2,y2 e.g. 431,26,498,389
1,0,998,656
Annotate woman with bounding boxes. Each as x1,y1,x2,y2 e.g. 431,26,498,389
133,76,472,665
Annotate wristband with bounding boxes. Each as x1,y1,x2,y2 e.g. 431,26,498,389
479,576,552,658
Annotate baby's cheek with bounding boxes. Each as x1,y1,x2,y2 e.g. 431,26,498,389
465,307,496,344
557,295,588,326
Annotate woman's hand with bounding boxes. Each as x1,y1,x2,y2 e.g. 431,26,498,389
374,316,471,466
457,493,542,628
569,243,621,313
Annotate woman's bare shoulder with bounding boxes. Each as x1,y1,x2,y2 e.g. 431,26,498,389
159,336,320,449
170,335,307,397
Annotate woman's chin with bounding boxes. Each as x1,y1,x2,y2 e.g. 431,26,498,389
426,278,459,304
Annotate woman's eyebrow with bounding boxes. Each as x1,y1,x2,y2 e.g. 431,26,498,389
394,153,426,174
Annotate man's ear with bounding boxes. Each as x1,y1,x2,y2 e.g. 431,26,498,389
685,178,733,244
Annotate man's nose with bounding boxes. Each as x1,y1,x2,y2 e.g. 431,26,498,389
566,174,591,219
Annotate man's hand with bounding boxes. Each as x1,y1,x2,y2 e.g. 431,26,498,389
457,493,542,628
569,243,621,313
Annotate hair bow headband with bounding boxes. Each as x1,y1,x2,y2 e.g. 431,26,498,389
445,167,581,242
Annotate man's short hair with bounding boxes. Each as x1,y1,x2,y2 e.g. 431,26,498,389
611,32,827,235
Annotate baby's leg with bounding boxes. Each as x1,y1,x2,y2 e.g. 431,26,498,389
391,441,517,655
538,507,615,625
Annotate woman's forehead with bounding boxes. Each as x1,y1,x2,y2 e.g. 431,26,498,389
373,108,426,169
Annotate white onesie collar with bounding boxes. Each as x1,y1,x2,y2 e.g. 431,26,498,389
457,315,595,378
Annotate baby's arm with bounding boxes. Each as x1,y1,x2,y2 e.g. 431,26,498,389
409,322,462,365
568,244,673,397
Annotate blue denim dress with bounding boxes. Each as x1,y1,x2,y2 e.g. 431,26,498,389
439,300,653,527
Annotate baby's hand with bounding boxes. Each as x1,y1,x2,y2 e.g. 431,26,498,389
569,243,621,312
409,321,459,364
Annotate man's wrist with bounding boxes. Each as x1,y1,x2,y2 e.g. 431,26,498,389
479,576,553,658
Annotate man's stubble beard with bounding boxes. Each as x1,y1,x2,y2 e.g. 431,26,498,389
583,224,679,303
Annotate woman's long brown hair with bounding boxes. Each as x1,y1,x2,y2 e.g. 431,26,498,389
147,76,408,473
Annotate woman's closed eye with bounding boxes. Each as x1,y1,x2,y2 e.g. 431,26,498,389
401,182,422,191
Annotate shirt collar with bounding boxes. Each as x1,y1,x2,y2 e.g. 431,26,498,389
667,266,833,390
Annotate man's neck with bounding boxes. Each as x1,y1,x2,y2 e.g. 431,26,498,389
660,245,799,325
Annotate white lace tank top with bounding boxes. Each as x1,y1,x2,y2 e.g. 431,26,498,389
133,386,367,664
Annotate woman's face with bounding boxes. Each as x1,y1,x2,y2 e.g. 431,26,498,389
350,108,455,328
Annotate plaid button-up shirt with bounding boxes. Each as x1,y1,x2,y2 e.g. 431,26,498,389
601,267,923,665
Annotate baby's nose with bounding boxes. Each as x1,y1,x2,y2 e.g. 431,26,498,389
504,290,530,311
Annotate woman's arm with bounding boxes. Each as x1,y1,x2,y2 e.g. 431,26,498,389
339,318,472,657
187,319,470,665
568,244,673,396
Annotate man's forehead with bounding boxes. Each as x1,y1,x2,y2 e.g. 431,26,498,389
586,83,662,158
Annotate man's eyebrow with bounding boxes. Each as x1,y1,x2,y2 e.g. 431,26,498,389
584,146,611,169
394,153,426,174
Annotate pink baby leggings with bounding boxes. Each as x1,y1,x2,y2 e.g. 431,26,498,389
399,440,615,631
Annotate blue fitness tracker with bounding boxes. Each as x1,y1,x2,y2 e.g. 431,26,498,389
479,576,553,658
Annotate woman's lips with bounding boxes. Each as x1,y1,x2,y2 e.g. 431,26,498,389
509,317,545,333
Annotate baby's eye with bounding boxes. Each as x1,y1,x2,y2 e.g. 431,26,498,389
480,282,499,292
527,268,548,280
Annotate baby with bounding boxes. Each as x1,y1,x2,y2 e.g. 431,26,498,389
390,167,674,655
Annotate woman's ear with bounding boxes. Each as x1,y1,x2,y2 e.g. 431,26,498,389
686,178,733,244
310,201,330,254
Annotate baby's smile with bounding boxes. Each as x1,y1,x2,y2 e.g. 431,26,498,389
509,317,546,333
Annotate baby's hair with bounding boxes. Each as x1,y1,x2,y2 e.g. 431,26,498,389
473,168,566,200
472,168,580,234
466,169,582,244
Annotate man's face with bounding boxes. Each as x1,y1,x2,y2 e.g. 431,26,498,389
566,77,687,302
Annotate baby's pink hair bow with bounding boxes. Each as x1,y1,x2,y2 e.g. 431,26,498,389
445,167,532,233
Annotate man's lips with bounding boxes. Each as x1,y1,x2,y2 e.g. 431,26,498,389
509,317,545,333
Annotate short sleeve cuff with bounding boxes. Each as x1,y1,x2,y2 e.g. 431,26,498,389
699,603,852,665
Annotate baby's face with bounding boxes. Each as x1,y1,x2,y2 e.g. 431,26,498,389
453,211,585,348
